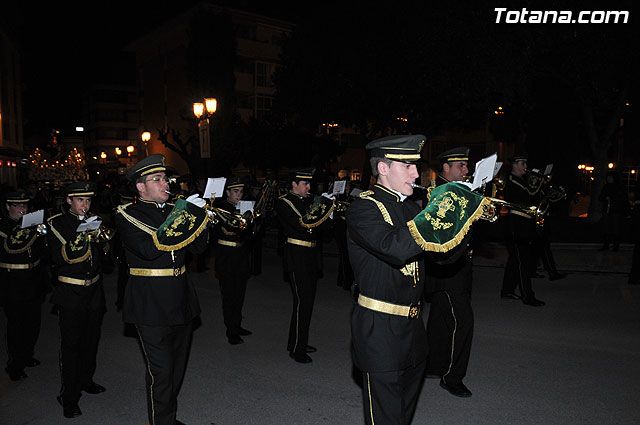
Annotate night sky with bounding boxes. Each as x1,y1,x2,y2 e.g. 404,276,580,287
5,1,304,138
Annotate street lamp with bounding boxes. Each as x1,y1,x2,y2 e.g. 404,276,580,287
141,131,151,156
193,97,217,159
115,147,122,156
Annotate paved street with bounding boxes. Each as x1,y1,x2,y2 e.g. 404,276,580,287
1,235,639,425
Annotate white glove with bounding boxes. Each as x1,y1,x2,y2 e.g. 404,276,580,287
86,216,100,223
186,194,206,209
321,192,336,200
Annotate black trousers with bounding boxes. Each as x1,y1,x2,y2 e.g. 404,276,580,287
284,244,317,354
4,301,41,371
136,322,193,425
501,238,536,300
218,271,248,337
426,290,473,384
362,361,426,425
57,304,104,405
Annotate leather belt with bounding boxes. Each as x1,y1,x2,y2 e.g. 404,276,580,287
286,237,316,248
129,265,186,277
508,210,533,219
217,239,243,247
0,259,41,270
58,274,100,286
357,294,420,319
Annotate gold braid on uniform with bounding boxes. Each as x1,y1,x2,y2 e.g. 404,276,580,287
116,204,157,235
47,215,92,264
360,191,419,286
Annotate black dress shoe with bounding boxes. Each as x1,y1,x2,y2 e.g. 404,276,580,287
5,367,27,381
227,335,244,345
81,382,106,394
57,395,82,418
176,420,187,425
501,293,521,300
289,352,312,363
522,297,545,307
440,379,472,398
548,272,567,281
305,345,317,353
25,357,41,367
238,328,253,336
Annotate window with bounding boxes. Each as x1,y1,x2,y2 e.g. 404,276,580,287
255,95,273,120
256,62,275,88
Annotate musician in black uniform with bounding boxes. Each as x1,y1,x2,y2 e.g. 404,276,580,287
423,147,475,398
347,135,428,425
333,177,355,291
1,190,48,381
276,167,333,363
47,181,107,419
500,153,545,306
214,176,253,345
115,154,209,425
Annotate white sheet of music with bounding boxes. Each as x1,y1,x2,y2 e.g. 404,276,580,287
21,209,44,228
238,200,254,214
332,180,346,195
204,177,226,199
472,153,497,191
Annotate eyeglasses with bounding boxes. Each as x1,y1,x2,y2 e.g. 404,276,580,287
145,176,174,184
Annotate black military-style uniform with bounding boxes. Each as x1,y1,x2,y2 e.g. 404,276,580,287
1,216,48,378
347,184,427,425
214,199,251,341
116,197,207,425
276,191,326,358
425,175,474,389
334,188,354,291
47,210,106,408
500,173,540,303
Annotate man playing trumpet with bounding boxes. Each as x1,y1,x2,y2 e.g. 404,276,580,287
47,181,108,418
425,147,475,398
115,154,209,425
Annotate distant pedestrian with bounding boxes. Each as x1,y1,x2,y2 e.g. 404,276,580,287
628,185,640,285
599,170,629,252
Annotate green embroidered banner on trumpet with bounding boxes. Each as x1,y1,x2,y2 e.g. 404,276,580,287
299,195,334,228
408,182,490,253
152,199,209,251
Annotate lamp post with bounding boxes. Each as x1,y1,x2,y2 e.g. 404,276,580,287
127,144,135,162
141,131,151,156
193,97,217,159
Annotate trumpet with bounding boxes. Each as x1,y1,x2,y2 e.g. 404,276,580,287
206,204,252,230
165,190,251,230
480,197,546,227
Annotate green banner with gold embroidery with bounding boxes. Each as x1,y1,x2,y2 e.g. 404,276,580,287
300,195,334,228
4,227,38,254
408,182,490,253
62,232,91,264
152,199,209,252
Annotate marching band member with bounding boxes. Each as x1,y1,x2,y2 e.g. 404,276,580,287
425,147,475,398
214,176,253,344
1,190,48,382
47,181,108,418
276,167,333,363
500,153,545,306
115,154,209,425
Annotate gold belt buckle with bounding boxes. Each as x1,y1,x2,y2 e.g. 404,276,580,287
408,304,420,319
